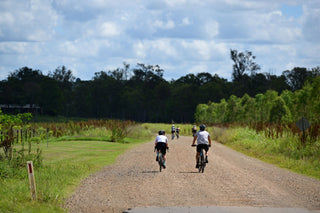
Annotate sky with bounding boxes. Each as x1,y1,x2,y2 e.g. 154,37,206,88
0,0,319,81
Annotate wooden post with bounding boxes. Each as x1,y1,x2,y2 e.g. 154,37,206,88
27,161,37,200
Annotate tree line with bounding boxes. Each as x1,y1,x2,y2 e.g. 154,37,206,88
0,50,319,123
195,76,320,125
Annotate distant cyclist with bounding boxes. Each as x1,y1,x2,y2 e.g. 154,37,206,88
171,124,175,139
175,126,180,139
155,130,169,168
191,125,197,137
191,124,211,168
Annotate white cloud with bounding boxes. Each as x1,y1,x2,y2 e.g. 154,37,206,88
182,17,190,25
0,0,319,81
204,20,219,38
0,42,27,54
0,0,58,41
133,39,178,60
302,6,320,42
180,40,227,61
154,20,175,30
100,22,121,37
188,64,208,74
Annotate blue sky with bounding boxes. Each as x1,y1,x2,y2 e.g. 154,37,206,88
0,0,319,81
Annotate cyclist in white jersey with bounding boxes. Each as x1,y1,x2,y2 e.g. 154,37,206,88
155,130,169,168
191,124,211,168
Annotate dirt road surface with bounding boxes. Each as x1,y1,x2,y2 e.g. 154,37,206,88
65,136,320,213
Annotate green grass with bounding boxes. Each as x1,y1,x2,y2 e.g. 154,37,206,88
214,126,320,180
141,122,201,137
0,124,153,213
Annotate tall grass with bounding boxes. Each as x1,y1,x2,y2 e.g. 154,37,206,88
212,126,320,180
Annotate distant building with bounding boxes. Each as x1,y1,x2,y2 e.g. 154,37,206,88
0,104,40,114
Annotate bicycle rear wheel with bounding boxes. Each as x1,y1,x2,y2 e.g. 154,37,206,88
159,154,163,172
199,150,205,173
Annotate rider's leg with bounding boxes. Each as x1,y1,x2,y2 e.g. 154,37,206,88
205,147,209,163
195,152,200,168
163,152,167,168
156,149,160,161
196,152,200,163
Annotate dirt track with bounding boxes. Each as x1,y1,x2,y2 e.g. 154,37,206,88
65,136,320,213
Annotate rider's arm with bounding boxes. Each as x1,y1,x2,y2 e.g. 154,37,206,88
208,135,212,146
192,135,197,146
155,138,158,147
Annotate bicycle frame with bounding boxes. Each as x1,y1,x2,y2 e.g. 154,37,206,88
198,148,205,173
192,145,205,173
158,152,164,172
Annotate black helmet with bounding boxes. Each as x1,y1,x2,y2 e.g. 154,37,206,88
158,130,165,135
199,124,206,131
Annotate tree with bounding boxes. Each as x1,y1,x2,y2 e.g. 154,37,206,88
194,104,209,123
269,97,292,123
48,66,75,116
283,67,312,91
239,93,255,123
225,95,240,122
48,66,75,85
5,67,43,108
107,62,131,81
230,49,261,81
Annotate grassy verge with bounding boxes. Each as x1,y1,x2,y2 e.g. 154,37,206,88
212,126,320,180
0,124,153,213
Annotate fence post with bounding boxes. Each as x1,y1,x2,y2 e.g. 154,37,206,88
27,161,37,200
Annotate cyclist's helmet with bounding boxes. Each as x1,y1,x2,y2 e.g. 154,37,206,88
158,130,165,135
199,124,206,131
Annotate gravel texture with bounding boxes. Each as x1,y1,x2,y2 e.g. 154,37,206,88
64,136,320,213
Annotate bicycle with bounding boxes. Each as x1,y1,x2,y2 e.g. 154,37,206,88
154,148,167,172
171,131,175,140
192,144,206,173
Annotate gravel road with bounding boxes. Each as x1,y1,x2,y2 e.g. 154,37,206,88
64,136,320,213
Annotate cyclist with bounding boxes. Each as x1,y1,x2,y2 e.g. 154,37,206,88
155,130,169,169
171,124,175,139
175,126,180,139
191,125,197,136
191,124,211,168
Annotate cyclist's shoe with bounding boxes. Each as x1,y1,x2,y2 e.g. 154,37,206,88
205,156,208,163
196,163,199,168
156,156,159,161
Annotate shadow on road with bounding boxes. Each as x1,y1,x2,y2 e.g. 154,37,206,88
179,171,198,174
142,171,160,173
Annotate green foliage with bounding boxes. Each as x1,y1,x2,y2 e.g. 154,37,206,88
269,97,292,123
216,126,320,180
108,120,131,142
0,122,152,213
194,104,208,123
195,77,320,125
0,110,39,168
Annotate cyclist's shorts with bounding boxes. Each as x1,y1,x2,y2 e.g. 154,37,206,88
171,130,175,133
197,144,209,153
156,142,167,155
